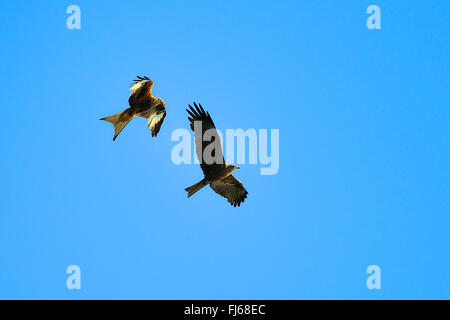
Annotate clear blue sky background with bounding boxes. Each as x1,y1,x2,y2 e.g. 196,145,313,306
0,1,448,299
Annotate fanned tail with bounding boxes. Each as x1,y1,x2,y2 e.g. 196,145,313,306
185,179,208,197
100,108,134,141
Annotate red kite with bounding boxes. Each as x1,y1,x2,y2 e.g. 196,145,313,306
100,76,166,140
185,103,248,207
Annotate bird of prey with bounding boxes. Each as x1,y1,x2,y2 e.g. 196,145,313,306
100,76,166,140
185,103,248,207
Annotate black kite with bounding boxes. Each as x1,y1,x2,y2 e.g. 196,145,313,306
185,103,248,207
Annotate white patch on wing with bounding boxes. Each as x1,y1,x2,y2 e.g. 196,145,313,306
129,80,150,92
147,112,164,130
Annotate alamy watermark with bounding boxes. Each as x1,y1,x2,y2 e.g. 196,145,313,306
66,265,81,290
366,5,381,30
171,123,279,175
65,5,381,31
366,265,381,290
66,5,81,30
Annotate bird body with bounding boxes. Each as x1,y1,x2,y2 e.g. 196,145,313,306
185,103,248,207
185,164,238,197
100,76,166,140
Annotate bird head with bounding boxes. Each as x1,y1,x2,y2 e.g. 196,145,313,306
229,165,240,171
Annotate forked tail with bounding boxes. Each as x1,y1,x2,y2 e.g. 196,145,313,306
185,179,208,197
100,108,134,141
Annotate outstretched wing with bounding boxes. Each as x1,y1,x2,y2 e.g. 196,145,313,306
210,175,248,207
129,76,153,107
187,102,225,179
136,104,166,137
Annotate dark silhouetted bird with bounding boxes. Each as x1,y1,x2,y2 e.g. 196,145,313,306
100,76,166,140
185,103,248,207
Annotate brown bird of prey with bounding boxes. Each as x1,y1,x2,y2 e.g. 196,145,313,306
185,103,248,207
100,76,166,140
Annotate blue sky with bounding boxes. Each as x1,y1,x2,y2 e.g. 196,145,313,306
0,1,448,299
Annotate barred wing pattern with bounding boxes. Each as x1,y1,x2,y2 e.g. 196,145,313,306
136,104,166,137
210,175,248,207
